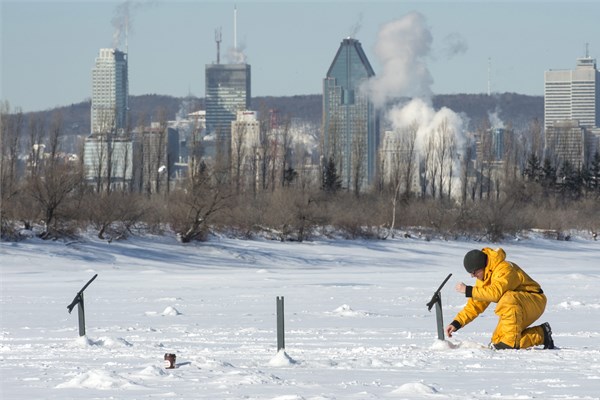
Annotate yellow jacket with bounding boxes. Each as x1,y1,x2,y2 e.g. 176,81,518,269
452,247,543,329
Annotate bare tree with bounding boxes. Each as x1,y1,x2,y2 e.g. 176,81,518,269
279,117,293,188
474,119,493,200
88,134,106,193
351,121,367,196
526,118,544,162
188,112,206,183
140,110,168,195
27,113,45,178
446,133,457,199
498,124,522,200
460,138,474,205
385,140,402,238
294,132,317,192
231,118,249,193
85,109,119,194
423,133,439,198
256,108,273,192
0,102,24,235
383,122,418,238
100,108,119,193
169,167,231,243
212,125,231,186
322,115,344,191
85,191,147,240
268,131,280,192
155,108,169,194
435,120,449,199
25,111,82,237
400,122,418,199
427,118,458,200
263,187,319,242
0,103,23,195
118,134,132,193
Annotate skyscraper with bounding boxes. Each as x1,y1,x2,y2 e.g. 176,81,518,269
323,38,379,191
544,54,599,131
91,48,129,135
85,48,132,192
544,52,600,168
205,63,251,154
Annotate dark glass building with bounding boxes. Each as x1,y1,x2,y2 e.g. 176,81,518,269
323,38,379,191
205,63,251,154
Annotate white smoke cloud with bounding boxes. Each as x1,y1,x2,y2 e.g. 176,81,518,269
366,12,466,144
227,43,248,64
111,1,154,50
488,109,505,129
366,12,468,197
441,32,468,59
364,12,433,108
349,12,364,38
387,98,465,154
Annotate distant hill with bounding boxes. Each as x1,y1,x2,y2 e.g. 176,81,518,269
14,92,542,153
432,93,543,130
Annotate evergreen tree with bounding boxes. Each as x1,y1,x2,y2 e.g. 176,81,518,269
558,160,582,201
589,151,600,193
524,152,542,181
541,157,556,191
322,157,341,193
283,167,297,187
580,164,592,195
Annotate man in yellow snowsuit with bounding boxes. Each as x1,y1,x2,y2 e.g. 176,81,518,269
444,248,554,349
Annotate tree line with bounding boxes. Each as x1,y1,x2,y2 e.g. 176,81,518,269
1,101,598,243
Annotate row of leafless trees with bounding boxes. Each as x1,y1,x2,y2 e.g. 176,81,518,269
1,101,599,242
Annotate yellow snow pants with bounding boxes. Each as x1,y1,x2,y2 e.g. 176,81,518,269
491,290,547,349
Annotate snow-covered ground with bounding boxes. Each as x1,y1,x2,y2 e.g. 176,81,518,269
1,233,599,399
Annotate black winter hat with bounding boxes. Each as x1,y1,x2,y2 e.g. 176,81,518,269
463,250,487,273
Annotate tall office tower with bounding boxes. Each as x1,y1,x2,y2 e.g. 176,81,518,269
545,52,600,168
323,38,379,191
85,48,131,192
205,63,251,156
544,54,599,131
91,48,129,134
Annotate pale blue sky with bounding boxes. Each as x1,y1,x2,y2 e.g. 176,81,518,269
1,0,599,112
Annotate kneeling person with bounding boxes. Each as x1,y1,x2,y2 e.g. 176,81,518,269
445,248,554,350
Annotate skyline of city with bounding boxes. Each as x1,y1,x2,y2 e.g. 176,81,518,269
2,1,600,113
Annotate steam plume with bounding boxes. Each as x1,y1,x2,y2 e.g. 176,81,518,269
111,1,153,50
364,12,433,108
227,42,248,64
366,12,468,197
349,12,363,38
441,32,468,59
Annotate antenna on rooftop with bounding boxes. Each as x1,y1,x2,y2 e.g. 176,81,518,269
125,13,129,55
215,27,222,64
234,5,238,51
585,42,589,58
487,57,491,96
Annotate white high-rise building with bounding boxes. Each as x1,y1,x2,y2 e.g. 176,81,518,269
230,110,260,190
91,48,129,134
85,48,131,191
544,55,599,131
